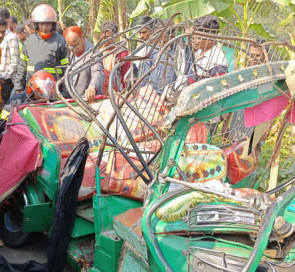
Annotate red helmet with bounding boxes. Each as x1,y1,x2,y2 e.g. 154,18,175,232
31,4,57,23
27,70,57,101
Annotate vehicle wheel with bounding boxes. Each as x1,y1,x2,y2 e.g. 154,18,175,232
0,192,32,247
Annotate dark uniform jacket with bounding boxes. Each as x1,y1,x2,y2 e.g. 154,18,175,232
14,32,68,91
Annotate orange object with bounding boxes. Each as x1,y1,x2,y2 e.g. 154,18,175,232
27,70,56,100
224,141,258,185
101,151,148,201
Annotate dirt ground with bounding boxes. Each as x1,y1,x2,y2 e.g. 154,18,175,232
0,233,74,271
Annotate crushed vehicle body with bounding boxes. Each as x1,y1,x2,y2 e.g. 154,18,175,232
1,15,295,272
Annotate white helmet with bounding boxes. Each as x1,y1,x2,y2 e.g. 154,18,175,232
31,4,57,23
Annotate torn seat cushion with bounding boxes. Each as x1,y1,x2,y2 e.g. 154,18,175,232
100,151,148,201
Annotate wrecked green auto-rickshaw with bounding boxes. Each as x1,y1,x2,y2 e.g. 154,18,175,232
1,16,295,272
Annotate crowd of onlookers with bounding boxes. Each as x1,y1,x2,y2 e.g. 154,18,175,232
0,3,268,115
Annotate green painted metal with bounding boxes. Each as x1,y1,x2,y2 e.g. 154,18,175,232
21,107,42,133
95,167,101,194
93,231,123,272
118,244,149,272
23,203,54,232
92,194,142,272
19,107,61,201
10,62,295,272
247,189,295,271
93,194,142,236
71,216,95,238
113,216,148,260
25,183,41,205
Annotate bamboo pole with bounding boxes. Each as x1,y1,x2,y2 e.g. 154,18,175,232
268,153,280,191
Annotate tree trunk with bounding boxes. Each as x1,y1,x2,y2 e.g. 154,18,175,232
118,0,127,33
88,0,101,44
57,0,63,25
14,0,30,20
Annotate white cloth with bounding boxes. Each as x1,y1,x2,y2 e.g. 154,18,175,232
193,43,228,77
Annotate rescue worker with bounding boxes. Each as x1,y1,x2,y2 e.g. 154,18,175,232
0,70,56,136
15,23,27,55
14,4,68,94
63,26,104,100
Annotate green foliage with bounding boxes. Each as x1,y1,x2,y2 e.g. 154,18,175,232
62,0,90,27
129,0,154,19
256,119,295,191
153,0,215,21
249,22,276,39
94,0,117,33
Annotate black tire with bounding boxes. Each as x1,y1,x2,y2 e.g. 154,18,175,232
0,192,32,247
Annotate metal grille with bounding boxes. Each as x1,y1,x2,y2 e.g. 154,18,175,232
185,246,269,272
184,205,261,232
60,16,295,184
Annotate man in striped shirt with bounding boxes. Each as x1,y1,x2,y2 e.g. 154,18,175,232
0,8,19,104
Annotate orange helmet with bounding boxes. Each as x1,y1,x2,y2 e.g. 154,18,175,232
31,4,57,23
27,70,57,101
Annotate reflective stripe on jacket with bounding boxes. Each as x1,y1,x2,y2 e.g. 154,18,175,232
14,32,68,90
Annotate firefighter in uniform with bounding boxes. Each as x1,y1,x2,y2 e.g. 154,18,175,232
14,4,68,94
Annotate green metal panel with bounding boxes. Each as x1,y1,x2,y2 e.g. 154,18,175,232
21,107,42,133
92,195,142,272
280,197,295,263
94,231,123,272
93,195,142,236
19,107,61,201
23,203,54,232
25,183,41,205
113,216,148,260
35,140,60,200
72,216,95,238
118,245,149,272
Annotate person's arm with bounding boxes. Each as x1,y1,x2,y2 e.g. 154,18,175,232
88,59,105,96
1,35,19,81
58,36,70,97
14,42,28,92
118,51,130,89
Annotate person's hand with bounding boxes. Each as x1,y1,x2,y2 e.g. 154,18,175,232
16,90,23,94
85,86,96,101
